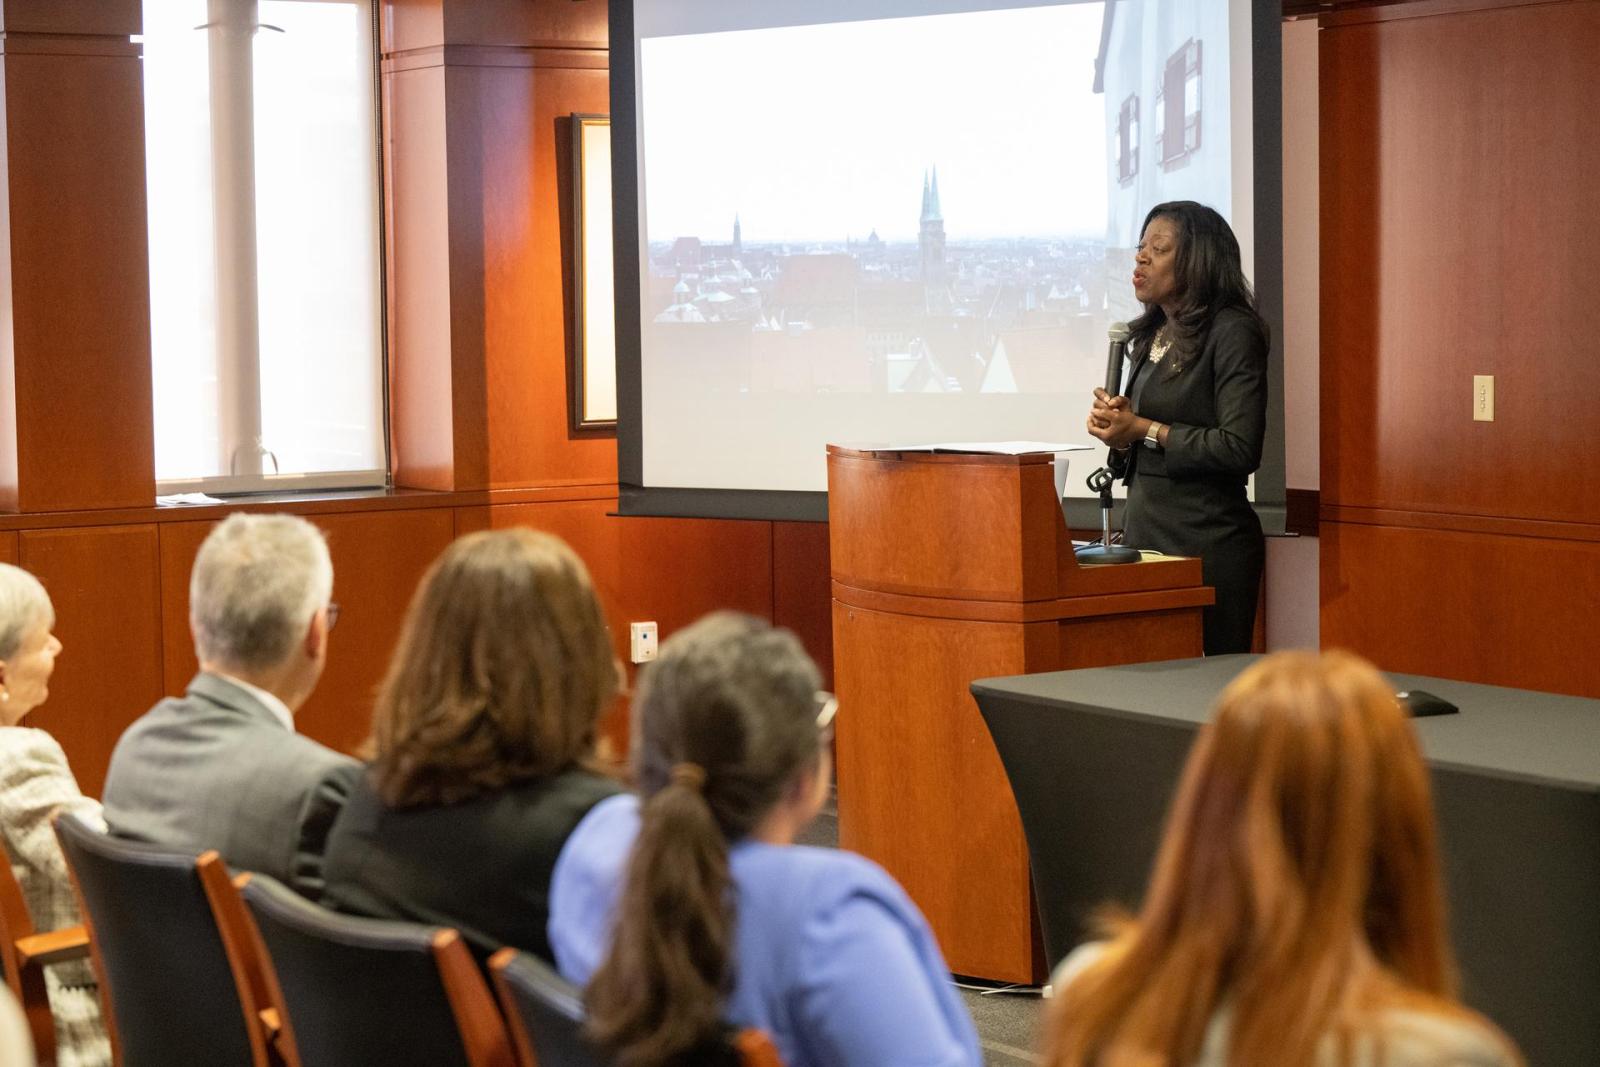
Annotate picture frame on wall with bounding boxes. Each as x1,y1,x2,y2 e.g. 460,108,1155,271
571,113,617,431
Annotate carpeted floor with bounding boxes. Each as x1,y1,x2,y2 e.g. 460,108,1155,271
956,982,1044,1066
799,800,1046,1066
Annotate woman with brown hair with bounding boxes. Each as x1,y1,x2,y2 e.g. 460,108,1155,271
547,612,979,1067
321,529,622,963
1043,650,1521,1067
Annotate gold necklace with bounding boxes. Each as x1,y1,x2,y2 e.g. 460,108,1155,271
1150,326,1174,364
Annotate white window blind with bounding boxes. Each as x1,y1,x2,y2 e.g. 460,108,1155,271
144,0,385,493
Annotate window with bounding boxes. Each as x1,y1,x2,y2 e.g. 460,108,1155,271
1156,38,1202,169
144,0,385,493
1116,94,1140,185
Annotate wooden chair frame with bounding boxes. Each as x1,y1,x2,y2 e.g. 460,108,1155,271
0,857,90,1067
485,948,544,1067
221,872,298,1066
731,1031,784,1067
435,929,516,1067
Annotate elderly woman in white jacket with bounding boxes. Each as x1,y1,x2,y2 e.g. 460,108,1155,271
0,563,109,1067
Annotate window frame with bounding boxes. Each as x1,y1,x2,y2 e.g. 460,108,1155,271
1117,92,1140,186
1155,37,1203,171
148,0,391,498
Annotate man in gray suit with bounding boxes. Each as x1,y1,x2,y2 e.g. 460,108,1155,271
103,513,360,899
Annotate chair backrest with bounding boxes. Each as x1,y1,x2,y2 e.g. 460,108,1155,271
488,947,604,1067
487,948,785,1067
240,873,512,1067
52,811,270,1067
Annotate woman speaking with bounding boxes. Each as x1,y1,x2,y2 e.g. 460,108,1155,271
1086,201,1268,655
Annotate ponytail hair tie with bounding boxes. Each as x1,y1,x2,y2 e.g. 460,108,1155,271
670,762,707,792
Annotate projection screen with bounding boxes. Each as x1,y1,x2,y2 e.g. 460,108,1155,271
611,0,1283,526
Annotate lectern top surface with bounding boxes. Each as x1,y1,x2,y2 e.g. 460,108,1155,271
972,655,1600,791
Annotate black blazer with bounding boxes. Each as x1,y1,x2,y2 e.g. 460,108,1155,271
321,767,621,964
1109,306,1268,655
1110,305,1268,492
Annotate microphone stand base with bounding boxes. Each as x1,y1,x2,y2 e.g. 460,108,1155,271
1074,543,1143,566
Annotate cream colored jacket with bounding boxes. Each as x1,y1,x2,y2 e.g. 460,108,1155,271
1,726,112,1067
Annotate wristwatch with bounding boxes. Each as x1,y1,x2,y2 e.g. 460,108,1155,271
1143,421,1163,449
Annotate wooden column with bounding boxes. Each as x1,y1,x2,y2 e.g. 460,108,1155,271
0,0,153,512
382,0,616,491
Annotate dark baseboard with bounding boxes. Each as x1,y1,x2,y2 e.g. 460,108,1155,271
1285,488,1319,536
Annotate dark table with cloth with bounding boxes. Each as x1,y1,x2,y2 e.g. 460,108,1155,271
973,655,1600,1067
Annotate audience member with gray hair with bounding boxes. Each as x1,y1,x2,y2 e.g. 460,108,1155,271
103,513,360,898
0,563,111,1067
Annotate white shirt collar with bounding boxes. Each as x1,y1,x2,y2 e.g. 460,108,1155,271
212,672,296,732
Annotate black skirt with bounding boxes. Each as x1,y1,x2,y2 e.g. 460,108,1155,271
1123,468,1264,655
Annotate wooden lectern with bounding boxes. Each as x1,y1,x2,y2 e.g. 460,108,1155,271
827,445,1212,984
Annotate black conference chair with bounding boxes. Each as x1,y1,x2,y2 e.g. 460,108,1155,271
52,811,276,1067
239,873,512,1067
487,947,784,1067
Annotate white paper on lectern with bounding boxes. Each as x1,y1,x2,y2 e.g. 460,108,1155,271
848,441,1091,527
859,441,1095,456
1053,453,1073,527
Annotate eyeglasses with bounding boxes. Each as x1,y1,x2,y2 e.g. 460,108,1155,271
815,691,839,733
324,601,341,632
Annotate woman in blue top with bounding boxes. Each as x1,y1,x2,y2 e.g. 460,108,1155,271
549,612,981,1067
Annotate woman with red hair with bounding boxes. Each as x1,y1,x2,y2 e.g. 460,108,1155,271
1043,650,1521,1067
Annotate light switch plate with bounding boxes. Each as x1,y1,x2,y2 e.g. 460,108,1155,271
1473,375,1494,422
629,621,658,663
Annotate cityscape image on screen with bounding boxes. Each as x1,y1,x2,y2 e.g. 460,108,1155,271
633,0,1242,492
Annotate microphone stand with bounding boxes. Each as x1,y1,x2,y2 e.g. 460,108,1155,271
1076,321,1139,564
1073,466,1141,565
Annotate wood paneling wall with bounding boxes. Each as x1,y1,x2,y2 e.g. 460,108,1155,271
381,0,614,491
0,0,834,795
0,0,153,512
1319,0,1600,696
377,0,831,676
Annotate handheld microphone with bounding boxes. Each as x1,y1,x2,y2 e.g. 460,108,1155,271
1104,322,1131,396
1077,321,1142,566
